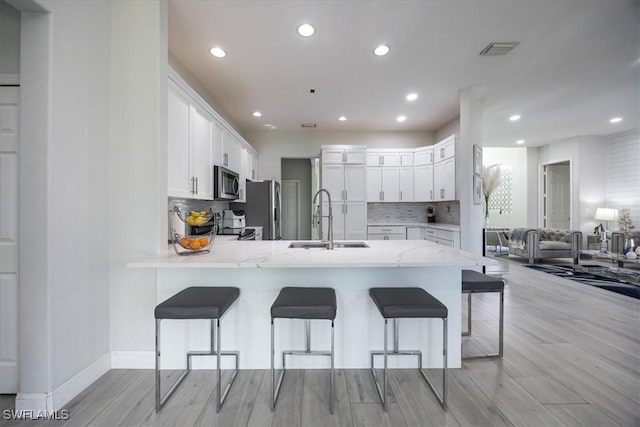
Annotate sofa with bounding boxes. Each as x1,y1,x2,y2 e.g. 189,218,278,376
611,231,639,254
509,228,583,264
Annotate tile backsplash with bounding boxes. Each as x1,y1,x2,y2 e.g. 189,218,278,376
368,201,460,224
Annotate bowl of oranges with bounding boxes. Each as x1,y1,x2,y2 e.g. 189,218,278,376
171,231,216,255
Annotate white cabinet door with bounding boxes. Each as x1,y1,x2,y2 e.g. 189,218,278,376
189,105,213,200
381,167,400,202
367,152,382,166
435,136,455,162
400,153,414,166
321,164,345,202
212,121,224,166
381,153,401,167
345,147,367,164
399,167,414,202
414,148,433,166
167,85,191,198
237,147,248,202
367,167,382,201
251,153,258,180
434,157,455,201
414,164,434,201
222,130,240,172
345,165,367,201
406,227,424,240
322,149,345,164
344,202,367,240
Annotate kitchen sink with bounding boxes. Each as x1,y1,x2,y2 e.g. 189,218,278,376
288,241,369,249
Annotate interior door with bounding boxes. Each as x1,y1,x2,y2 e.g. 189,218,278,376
545,163,571,229
281,180,299,240
0,86,19,392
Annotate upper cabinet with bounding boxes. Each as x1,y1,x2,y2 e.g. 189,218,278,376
322,146,367,165
433,135,456,201
167,68,258,200
167,83,213,200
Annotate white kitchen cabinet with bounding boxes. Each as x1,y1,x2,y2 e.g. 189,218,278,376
367,151,400,167
367,225,406,240
434,157,455,201
399,167,414,202
321,163,345,202
400,153,414,166
321,201,366,241
435,135,455,162
414,148,434,166
250,152,258,180
167,84,191,198
237,147,248,202
406,227,425,240
367,167,399,202
414,164,434,201
222,130,240,172
344,165,367,201
322,146,366,165
167,83,213,200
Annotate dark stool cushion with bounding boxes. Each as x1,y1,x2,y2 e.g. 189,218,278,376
369,288,447,319
271,287,337,320
155,287,240,320
462,270,505,292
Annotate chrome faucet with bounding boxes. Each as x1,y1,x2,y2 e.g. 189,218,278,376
312,188,334,250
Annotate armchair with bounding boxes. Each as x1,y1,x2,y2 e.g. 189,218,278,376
509,228,583,264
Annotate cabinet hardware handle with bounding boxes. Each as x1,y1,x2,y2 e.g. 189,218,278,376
430,152,433,163
430,190,433,200
400,191,403,200
381,156,384,166
195,177,198,194
379,191,383,201
343,151,346,163
252,169,255,179
345,204,348,214
440,148,444,158
441,188,444,199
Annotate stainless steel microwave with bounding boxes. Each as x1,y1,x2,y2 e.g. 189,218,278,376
214,165,240,200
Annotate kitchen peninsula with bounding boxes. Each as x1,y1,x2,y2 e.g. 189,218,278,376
129,237,494,370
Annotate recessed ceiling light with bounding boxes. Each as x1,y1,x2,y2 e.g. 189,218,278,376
209,47,226,58
338,116,347,121
373,44,390,56
297,24,315,37
397,115,407,122
406,93,418,101
509,114,521,121
609,117,622,123
252,111,262,117
516,139,525,145
263,124,273,127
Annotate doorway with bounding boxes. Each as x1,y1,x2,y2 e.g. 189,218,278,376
543,161,571,229
281,158,315,240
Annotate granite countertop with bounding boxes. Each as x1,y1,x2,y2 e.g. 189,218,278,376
129,237,491,269
367,222,461,231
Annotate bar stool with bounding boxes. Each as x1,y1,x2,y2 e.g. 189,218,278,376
461,270,504,359
369,287,448,411
154,287,240,413
270,287,337,414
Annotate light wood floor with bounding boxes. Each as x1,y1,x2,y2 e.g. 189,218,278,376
1,258,638,427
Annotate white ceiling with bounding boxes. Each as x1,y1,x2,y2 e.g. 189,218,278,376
168,0,639,147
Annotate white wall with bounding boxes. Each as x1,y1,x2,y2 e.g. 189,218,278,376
245,129,434,183
435,116,460,142
109,0,167,355
482,147,528,229
0,0,20,75
16,0,113,409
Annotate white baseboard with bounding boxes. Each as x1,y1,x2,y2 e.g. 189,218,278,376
16,352,110,411
111,351,154,369
15,392,54,412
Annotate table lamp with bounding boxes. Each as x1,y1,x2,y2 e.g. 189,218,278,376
594,207,618,253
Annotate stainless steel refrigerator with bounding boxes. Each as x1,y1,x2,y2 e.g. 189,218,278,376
245,180,281,240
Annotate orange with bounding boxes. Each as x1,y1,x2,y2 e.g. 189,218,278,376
190,240,201,250
198,237,208,247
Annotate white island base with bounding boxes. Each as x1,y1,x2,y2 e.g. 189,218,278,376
156,266,460,370
130,238,494,370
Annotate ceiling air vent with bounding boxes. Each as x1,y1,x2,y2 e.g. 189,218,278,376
301,123,317,128
479,42,519,56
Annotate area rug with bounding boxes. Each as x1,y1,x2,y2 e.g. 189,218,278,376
522,264,640,299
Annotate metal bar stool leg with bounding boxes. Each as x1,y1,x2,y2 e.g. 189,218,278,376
330,320,335,415
462,293,472,336
498,289,504,357
462,289,504,360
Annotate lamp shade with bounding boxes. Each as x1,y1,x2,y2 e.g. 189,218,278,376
595,208,618,221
